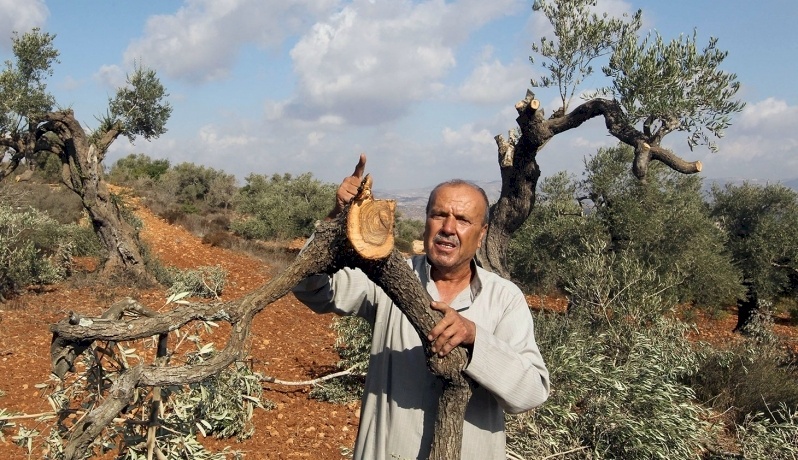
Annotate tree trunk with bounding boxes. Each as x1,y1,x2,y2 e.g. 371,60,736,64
37,111,151,279
734,282,758,333
50,175,469,460
480,90,703,276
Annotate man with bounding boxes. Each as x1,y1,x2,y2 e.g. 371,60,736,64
293,154,549,459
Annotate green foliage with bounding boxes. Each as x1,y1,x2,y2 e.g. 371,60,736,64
734,406,798,460
531,0,743,152
232,172,335,240
509,171,603,292
0,204,73,299
584,145,743,307
167,265,228,298
689,309,798,426
104,62,172,143
394,215,424,253
310,316,370,404
0,28,58,128
531,0,641,111
155,162,237,212
602,31,745,151
507,239,710,459
107,153,170,184
510,145,743,307
710,182,798,302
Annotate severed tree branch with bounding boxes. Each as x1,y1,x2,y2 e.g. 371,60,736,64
50,174,470,460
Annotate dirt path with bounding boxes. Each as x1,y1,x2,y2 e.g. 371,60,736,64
0,196,357,459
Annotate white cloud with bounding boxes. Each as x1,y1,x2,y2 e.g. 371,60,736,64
285,0,525,126
457,54,530,105
737,97,798,130
198,124,257,149
442,123,495,157
692,97,798,180
93,65,127,91
124,0,338,83
0,0,48,50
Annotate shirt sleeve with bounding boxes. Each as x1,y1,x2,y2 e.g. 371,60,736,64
463,290,550,414
291,268,379,324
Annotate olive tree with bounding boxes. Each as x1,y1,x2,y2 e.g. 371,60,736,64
480,0,744,275
0,29,172,278
710,182,798,330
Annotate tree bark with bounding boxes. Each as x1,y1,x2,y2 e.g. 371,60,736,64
35,110,151,279
479,90,704,276
50,175,470,460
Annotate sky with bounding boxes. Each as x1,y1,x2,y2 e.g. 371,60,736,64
1,0,797,191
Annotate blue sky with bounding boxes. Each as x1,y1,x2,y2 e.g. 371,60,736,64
1,0,796,191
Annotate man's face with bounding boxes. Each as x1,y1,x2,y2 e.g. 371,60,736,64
423,184,488,276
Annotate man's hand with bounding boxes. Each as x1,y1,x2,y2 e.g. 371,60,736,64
327,153,367,220
427,301,476,357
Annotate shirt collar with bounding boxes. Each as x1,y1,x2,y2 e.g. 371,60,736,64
421,256,484,301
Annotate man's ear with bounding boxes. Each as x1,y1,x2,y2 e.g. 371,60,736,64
478,224,487,247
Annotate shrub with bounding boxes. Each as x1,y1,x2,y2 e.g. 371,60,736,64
509,171,604,293
734,405,798,459
166,265,228,298
0,204,74,300
394,215,424,253
507,237,710,459
107,153,170,185
689,309,798,426
310,315,370,403
232,172,335,241
15,181,84,224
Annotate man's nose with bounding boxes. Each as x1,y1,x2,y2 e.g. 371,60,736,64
441,215,456,233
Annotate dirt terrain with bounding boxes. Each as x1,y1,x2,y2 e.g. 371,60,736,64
0,194,795,459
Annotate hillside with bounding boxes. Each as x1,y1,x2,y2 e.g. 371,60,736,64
0,195,358,459
0,188,796,459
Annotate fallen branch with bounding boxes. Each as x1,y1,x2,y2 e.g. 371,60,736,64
261,364,363,386
49,174,472,460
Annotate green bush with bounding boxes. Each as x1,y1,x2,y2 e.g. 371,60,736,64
232,172,335,240
583,145,743,308
509,171,604,293
310,315,370,403
509,145,744,308
689,309,798,426
394,215,424,253
734,405,798,460
507,237,710,459
15,182,84,224
710,182,798,304
166,265,228,298
0,204,74,300
107,153,170,184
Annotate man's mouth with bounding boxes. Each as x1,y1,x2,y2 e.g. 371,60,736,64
434,235,458,249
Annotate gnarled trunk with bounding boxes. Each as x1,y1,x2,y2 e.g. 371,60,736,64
38,112,151,279
479,90,702,276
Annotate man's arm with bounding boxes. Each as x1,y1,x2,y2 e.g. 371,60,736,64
464,291,550,414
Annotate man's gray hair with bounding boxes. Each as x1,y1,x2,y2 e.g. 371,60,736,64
425,179,490,225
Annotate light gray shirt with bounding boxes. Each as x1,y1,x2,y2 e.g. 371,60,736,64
292,255,549,460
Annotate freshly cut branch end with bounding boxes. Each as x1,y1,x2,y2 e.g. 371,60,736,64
347,175,397,259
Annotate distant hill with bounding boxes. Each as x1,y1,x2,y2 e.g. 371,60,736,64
376,181,501,221
381,177,798,221
703,177,798,195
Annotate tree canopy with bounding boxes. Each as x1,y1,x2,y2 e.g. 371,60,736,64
480,0,745,276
